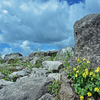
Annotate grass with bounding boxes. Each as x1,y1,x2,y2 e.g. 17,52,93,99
47,80,61,100
0,57,33,81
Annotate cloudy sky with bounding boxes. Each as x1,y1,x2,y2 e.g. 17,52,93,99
0,0,100,58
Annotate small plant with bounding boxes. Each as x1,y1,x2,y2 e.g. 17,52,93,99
67,57,100,100
34,61,41,68
47,80,61,100
49,54,56,61
27,64,33,71
50,70,53,73
0,53,2,59
63,49,73,69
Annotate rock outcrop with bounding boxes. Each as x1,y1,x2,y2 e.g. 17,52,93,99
0,13,100,100
0,47,76,100
73,13,100,70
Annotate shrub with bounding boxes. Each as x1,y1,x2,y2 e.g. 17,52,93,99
67,57,100,100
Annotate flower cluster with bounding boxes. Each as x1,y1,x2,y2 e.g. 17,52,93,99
67,57,100,100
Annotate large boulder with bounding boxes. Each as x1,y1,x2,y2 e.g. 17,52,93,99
73,13,100,69
0,77,54,100
4,53,23,60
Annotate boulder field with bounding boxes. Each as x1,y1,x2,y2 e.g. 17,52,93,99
0,13,100,100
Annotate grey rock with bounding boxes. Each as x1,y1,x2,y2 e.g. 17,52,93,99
38,93,55,100
59,71,79,100
29,50,58,58
0,77,54,100
47,50,58,56
30,57,38,66
42,61,64,71
0,59,6,64
0,79,14,89
53,47,74,62
10,67,31,78
73,13,100,70
4,52,23,60
48,73,60,81
30,68,49,77
29,51,48,57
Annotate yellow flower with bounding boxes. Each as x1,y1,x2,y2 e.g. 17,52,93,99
83,58,86,61
92,74,95,77
99,78,100,80
76,70,79,73
77,66,80,68
80,96,84,100
94,87,99,92
83,73,86,77
85,68,88,72
95,69,99,73
73,68,76,71
87,61,90,63
97,67,100,70
75,74,78,77
90,72,93,75
86,71,88,75
77,58,80,62
87,92,92,97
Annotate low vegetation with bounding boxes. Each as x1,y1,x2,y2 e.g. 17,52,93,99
47,80,61,100
67,57,100,100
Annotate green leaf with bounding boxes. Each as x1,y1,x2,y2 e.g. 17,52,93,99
89,87,93,91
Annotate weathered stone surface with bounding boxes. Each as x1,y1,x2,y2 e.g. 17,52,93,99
0,79,14,89
4,52,23,60
48,73,60,81
73,13,100,69
59,71,79,100
53,47,74,63
42,61,64,71
38,93,55,100
29,51,48,57
0,77,54,100
30,68,49,77
29,51,58,58
47,50,58,56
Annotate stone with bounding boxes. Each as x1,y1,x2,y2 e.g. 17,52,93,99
0,77,54,100
48,73,60,81
0,45,99,99
53,47,74,63
30,68,49,77
59,71,79,100
29,51,58,58
42,61,64,72
73,13,100,70
38,93,55,100
29,51,48,57
4,52,23,60
0,79,14,89
47,50,58,56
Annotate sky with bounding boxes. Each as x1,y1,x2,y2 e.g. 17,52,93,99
0,0,100,58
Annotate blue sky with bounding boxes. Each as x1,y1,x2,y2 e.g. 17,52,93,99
0,0,100,58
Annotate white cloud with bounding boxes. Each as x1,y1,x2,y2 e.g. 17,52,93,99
0,0,100,56
2,10,8,14
1,47,13,58
0,0,71,45
19,40,33,56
